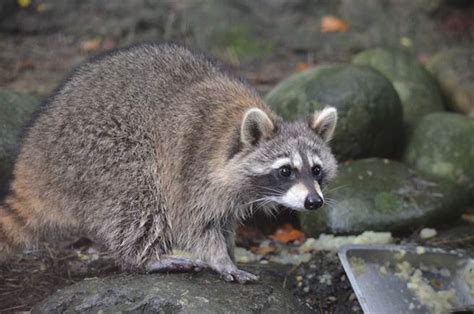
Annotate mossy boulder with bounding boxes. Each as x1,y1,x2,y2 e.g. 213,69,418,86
0,91,39,196
426,48,474,116
353,48,444,133
265,64,403,161
403,112,474,196
32,265,309,313
300,158,470,236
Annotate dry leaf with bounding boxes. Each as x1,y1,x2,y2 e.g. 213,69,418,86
102,38,116,51
320,16,349,33
250,246,277,256
237,226,263,239
80,38,102,53
271,224,305,244
295,62,310,73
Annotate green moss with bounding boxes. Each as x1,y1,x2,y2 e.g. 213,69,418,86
374,192,401,212
215,26,274,59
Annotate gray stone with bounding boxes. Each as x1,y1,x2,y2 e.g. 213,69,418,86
0,91,39,196
300,158,470,236
265,64,403,161
403,112,474,197
426,48,474,116
32,265,309,313
353,48,444,133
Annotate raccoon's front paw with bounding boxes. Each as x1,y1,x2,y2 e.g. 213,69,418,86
220,268,259,284
146,256,207,273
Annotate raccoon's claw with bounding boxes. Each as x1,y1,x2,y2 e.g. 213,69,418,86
221,269,259,284
146,256,207,273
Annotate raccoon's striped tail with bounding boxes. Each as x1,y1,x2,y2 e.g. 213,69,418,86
0,194,36,261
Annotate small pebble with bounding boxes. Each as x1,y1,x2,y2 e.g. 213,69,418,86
349,293,356,301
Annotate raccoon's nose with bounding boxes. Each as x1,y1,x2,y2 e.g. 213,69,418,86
304,194,323,210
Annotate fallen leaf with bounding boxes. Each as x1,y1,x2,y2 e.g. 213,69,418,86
80,38,102,53
237,226,263,238
271,224,305,244
320,16,349,33
295,62,310,72
102,37,116,51
250,245,277,256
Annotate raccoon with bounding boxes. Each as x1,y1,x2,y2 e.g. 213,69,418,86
0,44,337,283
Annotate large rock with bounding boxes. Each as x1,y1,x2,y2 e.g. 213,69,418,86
32,265,309,313
300,158,470,236
352,48,444,133
426,48,474,116
265,64,403,161
403,112,474,196
0,91,39,196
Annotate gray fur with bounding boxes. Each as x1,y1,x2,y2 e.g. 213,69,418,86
0,44,337,281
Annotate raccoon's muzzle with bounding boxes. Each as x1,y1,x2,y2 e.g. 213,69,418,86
304,194,323,210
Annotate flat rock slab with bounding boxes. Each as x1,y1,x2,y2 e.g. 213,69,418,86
300,158,470,236
32,265,309,313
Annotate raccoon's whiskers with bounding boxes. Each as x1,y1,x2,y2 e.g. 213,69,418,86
322,184,348,193
323,197,339,211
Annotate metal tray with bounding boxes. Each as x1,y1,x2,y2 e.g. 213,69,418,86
338,244,474,314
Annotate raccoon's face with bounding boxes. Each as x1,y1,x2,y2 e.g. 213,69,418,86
238,107,338,211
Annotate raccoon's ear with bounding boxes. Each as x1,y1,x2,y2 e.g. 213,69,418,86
240,108,274,147
309,107,338,142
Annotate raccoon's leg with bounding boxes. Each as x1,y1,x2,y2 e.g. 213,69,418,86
224,223,236,262
193,227,258,284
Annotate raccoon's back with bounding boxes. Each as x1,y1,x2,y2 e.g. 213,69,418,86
16,44,222,215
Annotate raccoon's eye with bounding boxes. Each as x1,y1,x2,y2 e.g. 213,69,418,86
312,165,322,178
279,165,292,178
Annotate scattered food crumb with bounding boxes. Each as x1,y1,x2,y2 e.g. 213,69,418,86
299,231,393,252
349,257,366,276
235,247,260,263
394,249,406,260
269,251,312,265
394,258,458,313
463,261,474,296
419,228,437,239
416,246,426,255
